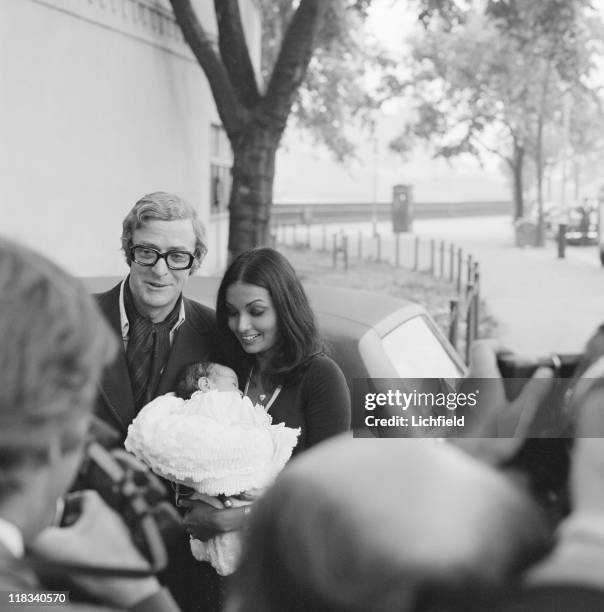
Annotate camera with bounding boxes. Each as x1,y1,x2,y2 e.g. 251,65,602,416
59,417,184,575
496,351,581,436
495,351,582,522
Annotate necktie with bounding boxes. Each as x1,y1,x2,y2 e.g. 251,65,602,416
123,280,181,412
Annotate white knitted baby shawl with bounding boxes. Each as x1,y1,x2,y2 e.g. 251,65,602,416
124,390,300,574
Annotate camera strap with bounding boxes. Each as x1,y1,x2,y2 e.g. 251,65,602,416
22,555,157,578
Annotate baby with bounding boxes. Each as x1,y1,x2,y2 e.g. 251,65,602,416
174,361,240,399
124,360,300,575
173,361,241,505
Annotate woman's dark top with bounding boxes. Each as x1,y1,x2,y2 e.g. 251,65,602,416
261,353,351,453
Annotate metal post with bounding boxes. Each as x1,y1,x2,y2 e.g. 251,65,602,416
332,234,338,268
456,248,463,294
414,236,420,270
342,235,349,271
322,226,327,252
466,254,473,284
395,233,401,268
449,244,455,282
376,233,382,262
557,224,567,259
439,241,445,277
448,299,459,349
306,224,311,249
430,239,435,275
358,231,363,260
473,263,480,340
465,282,475,364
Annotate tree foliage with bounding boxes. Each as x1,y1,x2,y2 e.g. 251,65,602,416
259,0,392,162
395,0,603,219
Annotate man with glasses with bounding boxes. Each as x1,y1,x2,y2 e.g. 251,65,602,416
95,191,226,433
94,191,230,611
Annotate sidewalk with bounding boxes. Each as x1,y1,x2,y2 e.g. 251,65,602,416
284,215,604,356
412,216,604,356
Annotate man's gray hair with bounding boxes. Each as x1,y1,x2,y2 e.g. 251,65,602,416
121,192,208,274
0,237,117,498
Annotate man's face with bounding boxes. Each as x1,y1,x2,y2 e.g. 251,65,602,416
128,219,197,323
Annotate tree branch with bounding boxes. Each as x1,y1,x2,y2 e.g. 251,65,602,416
169,0,248,137
262,0,326,133
214,0,260,108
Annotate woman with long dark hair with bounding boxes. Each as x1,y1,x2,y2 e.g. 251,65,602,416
179,248,350,610
215,246,351,450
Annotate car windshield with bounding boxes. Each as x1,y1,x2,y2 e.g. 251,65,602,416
381,315,465,380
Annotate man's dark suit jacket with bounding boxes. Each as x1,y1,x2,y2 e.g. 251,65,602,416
94,281,225,437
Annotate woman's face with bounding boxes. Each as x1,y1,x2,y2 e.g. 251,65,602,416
225,281,280,358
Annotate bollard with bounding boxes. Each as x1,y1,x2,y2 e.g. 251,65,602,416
413,236,420,270
332,234,338,268
473,263,480,340
448,299,459,349
456,248,463,295
557,223,567,259
439,241,445,277
342,235,349,271
395,233,401,268
465,282,475,364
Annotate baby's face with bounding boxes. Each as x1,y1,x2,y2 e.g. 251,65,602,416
204,364,239,392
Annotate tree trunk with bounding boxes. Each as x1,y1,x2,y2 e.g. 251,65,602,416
573,159,581,202
511,144,525,219
227,125,280,260
535,115,545,246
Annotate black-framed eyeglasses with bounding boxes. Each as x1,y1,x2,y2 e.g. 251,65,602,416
130,245,196,270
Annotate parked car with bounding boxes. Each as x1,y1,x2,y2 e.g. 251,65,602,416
529,200,598,246
565,204,598,246
84,277,467,435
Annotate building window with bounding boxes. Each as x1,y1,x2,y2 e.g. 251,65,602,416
210,124,232,214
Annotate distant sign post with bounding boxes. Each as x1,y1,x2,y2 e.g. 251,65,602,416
392,185,413,233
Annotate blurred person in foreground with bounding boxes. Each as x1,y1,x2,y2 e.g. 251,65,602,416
225,334,604,612
487,337,604,611
0,237,181,611
225,435,551,612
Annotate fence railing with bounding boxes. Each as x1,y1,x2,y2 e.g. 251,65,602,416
273,221,481,364
272,200,511,225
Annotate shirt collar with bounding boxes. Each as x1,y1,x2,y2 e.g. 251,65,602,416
0,517,24,558
119,278,186,340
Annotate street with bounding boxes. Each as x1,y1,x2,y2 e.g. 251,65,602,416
295,216,604,356
413,216,604,356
